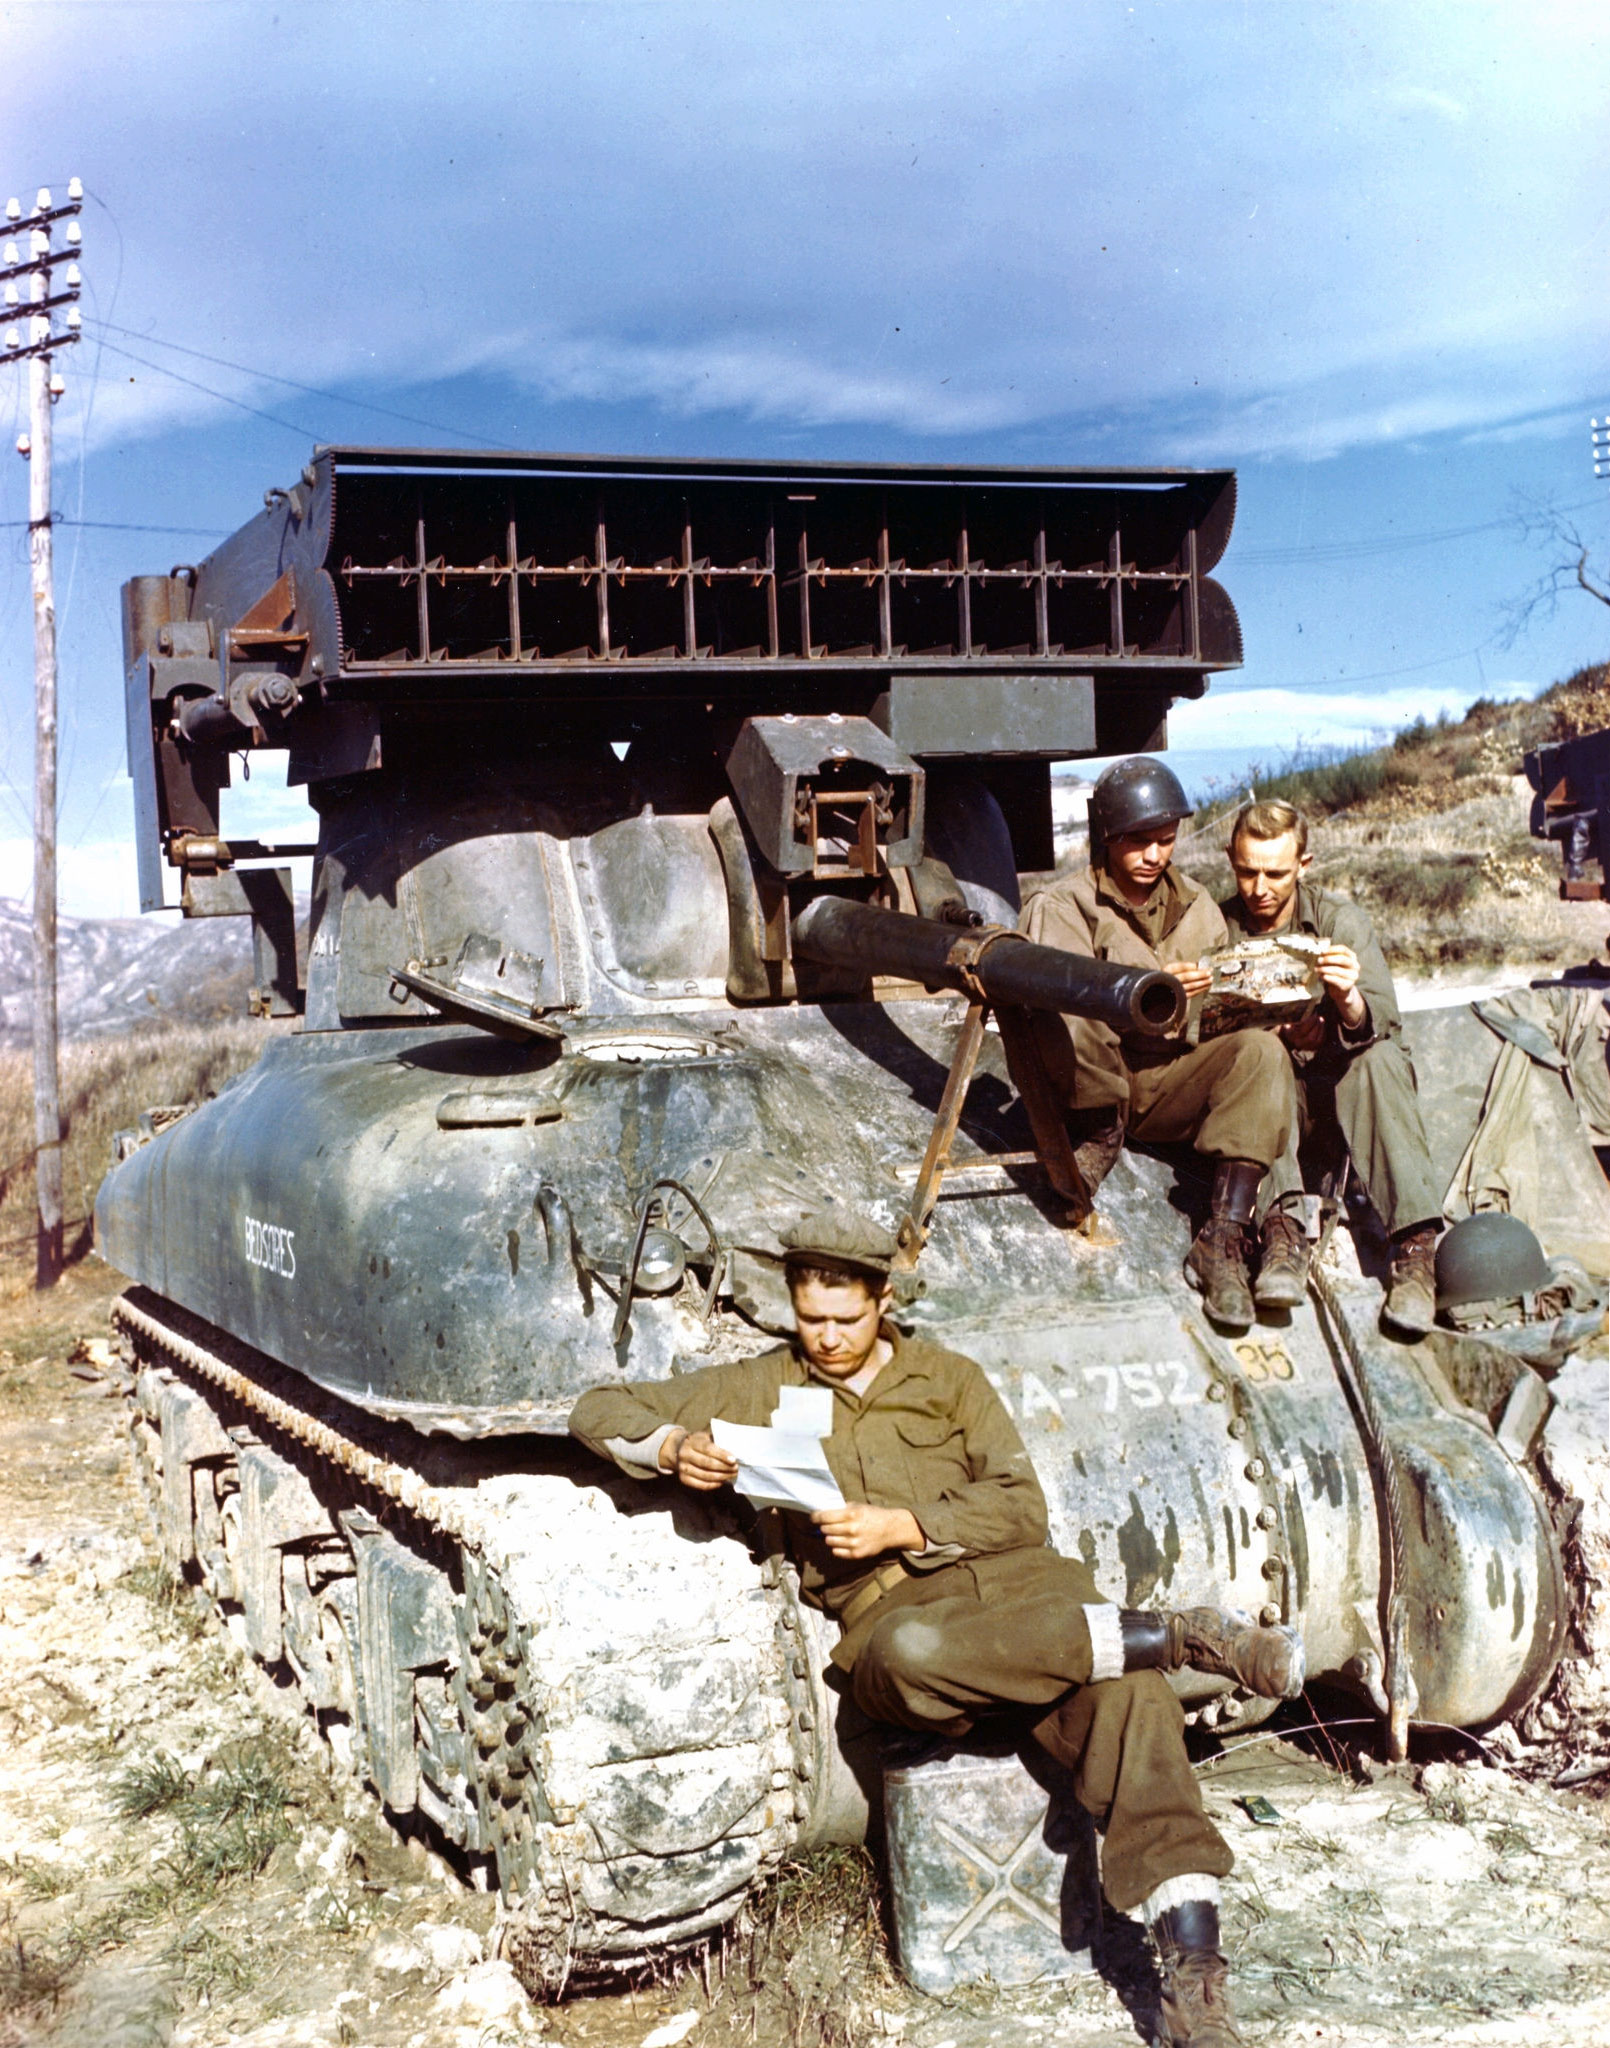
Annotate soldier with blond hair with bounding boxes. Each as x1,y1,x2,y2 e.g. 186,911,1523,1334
1221,797,1443,1333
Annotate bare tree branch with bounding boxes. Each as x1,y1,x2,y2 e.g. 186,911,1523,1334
1575,546,1610,608
1500,491,1610,647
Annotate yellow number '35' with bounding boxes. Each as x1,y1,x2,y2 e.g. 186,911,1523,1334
1232,1339,1296,1384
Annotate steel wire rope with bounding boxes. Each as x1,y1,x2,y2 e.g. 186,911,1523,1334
1191,1716,1501,1770
1307,1254,1417,1760
1211,636,1509,693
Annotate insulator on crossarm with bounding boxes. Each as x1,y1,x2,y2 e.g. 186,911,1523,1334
66,264,80,288
2,243,17,266
65,222,81,247
4,328,19,351
34,188,51,212
3,283,16,306
48,373,64,400
4,199,20,222
67,178,82,202
16,434,30,457
65,307,80,329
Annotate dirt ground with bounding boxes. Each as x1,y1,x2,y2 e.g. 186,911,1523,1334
3,1259,1610,2048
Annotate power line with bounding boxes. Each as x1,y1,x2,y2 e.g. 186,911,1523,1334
1232,490,1605,567
88,318,516,450
1213,638,1502,692
90,334,318,439
0,517,227,534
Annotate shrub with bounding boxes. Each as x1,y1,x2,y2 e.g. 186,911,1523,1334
1242,747,1416,817
1392,714,1446,754
1362,853,1484,919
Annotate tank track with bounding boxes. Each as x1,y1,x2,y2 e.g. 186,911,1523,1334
112,1287,828,1991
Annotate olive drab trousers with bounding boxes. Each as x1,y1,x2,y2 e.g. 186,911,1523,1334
1121,1028,1295,1171
1260,1035,1445,1235
846,1549,1233,1915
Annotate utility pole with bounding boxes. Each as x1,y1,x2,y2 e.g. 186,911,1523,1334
4,179,82,1287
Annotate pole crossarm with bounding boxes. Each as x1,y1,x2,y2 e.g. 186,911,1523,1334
8,289,83,319
0,249,81,287
1,331,80,365
3,196,82,232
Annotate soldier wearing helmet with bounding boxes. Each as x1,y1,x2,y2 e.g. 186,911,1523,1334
1020,757,1296,1331
1219,796,1444,1335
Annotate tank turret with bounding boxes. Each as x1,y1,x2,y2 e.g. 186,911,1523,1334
99,449,1567,1989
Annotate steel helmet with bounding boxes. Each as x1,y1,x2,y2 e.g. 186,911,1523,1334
1434,1212,1551,1312
1089,756,1192,848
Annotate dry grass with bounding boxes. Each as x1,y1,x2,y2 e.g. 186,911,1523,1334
706,1845,896,2048
1175,787,1586,969
0,1728,306,2017
1166,664,1610,972
0,1020,275,1268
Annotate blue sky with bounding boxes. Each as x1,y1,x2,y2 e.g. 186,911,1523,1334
1,0,1607,913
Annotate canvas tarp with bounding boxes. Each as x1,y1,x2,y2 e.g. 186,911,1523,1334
1401,983,1610,1280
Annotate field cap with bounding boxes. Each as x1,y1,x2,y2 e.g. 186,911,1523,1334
780,1207,898,1279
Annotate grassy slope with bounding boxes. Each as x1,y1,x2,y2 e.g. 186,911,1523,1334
1172,662,1610,972
0,1021,277,1286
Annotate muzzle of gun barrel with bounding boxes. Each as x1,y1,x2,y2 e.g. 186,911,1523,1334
790,897,1184,1036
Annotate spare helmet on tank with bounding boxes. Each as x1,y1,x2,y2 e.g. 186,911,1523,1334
1088,756,1191,859
1435,1212,1551,1316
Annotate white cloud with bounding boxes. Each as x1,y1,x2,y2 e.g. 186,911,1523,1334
525,331,1027,436
1387,85,1470,122
0,838,148,921
1170,678,1549,760
0,761,317,920
217,762,319,845
6,0,1602,463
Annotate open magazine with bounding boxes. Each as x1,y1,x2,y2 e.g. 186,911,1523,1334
1186,932,1325,1044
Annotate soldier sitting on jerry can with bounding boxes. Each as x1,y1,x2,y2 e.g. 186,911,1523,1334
1019,757,1297,1332
569,1209,1304,2048
1220,796,1444,1335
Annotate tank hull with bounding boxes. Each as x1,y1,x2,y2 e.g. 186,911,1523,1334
101,998,1567,1984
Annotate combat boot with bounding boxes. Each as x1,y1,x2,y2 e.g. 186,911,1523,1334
1384,1221,1439,1337
1184,1160,1262,1331
1253,1200,1309,1310
1152,1899,1246,2048
1166,1607,1305,1699
1118,1606,1305,1700
1069,1107,1126,1198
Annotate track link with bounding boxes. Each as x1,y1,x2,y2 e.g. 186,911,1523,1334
113,1287,823,1990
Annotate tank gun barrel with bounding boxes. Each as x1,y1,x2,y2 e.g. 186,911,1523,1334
790,897,1185,1036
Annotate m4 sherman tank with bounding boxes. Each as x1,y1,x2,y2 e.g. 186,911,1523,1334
97,448,1569,1991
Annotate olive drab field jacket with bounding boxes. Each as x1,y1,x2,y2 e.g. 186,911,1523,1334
1020,861,1228,1106
568,1329,1047,1632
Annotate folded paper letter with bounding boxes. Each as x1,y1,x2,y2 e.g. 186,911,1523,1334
711,1414,845,1513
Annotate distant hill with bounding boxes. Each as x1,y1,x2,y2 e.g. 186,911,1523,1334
0,899,256,1046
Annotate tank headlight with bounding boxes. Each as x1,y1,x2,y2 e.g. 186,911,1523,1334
634,1228,687,1295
